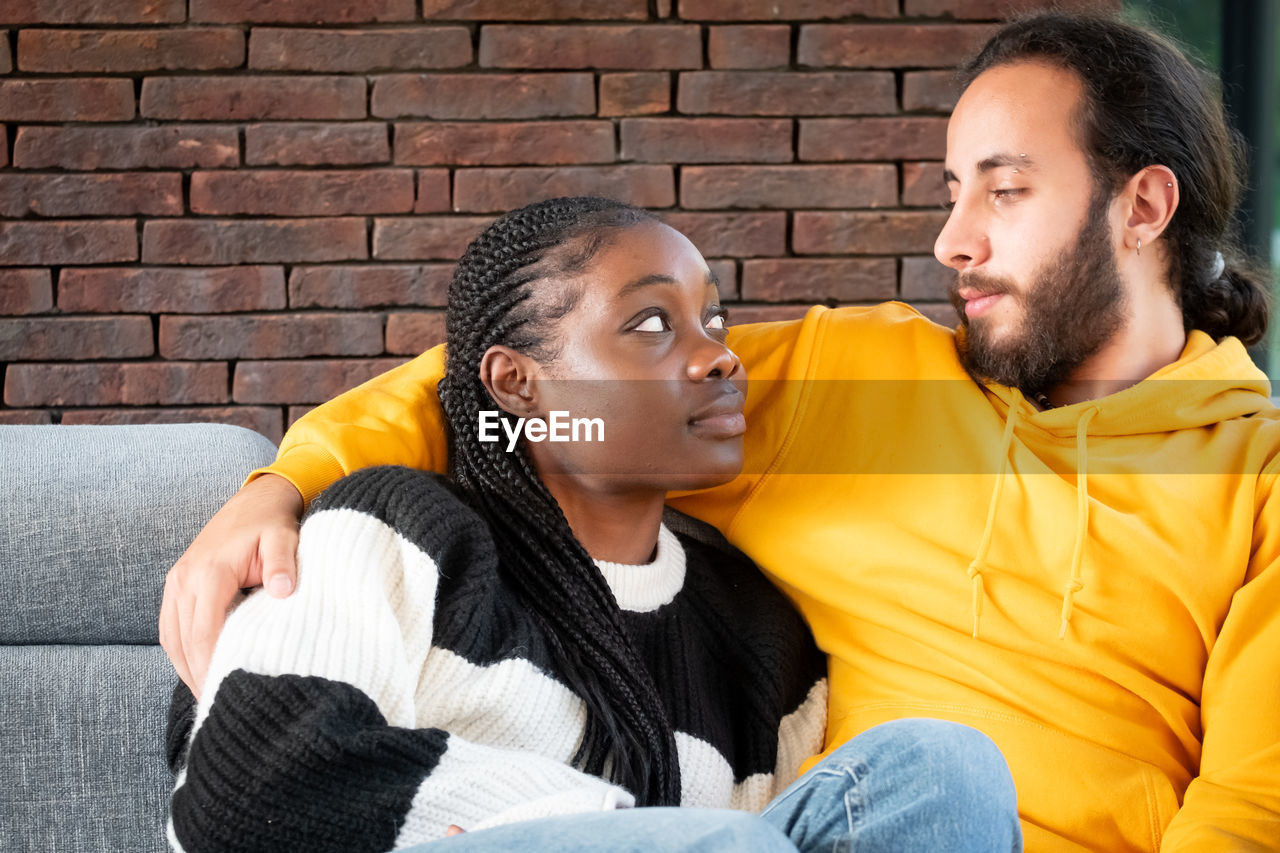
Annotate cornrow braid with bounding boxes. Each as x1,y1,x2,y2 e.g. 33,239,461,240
437,196,681,806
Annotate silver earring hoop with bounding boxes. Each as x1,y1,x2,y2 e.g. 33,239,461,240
1136,238,1142,256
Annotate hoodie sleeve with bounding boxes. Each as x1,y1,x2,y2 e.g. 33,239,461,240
1159,466,1280,851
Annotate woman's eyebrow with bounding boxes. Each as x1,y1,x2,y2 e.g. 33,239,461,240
618,273,678,297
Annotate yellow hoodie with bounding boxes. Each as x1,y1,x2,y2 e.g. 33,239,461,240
261,303,1280,851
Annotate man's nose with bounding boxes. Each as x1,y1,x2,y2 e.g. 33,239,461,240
934,198,990,272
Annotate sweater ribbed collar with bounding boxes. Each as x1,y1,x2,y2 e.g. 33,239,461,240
592,524,686,613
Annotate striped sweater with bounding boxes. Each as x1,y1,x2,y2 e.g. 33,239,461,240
166,466,827,852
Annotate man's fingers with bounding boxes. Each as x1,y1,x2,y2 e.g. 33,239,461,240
260,526,299,598
160,570,196,694
186,566,237,693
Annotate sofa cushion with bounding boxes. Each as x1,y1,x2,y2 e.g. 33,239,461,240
0,424,277,644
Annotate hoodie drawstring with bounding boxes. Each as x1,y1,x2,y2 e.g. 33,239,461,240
1059,406,1098,639
968,390,1022,638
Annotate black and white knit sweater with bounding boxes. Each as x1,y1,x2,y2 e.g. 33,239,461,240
167,465,827,853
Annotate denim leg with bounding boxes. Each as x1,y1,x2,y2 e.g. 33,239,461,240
398,807,799,853
760,718,1023,853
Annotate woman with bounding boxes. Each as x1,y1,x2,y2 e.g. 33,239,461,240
166,198,1019,852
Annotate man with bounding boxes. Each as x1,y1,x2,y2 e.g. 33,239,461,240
162,12,1279,850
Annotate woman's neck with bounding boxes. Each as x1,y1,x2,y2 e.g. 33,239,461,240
539,475,665,565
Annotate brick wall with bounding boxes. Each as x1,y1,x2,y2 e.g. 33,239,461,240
0,0,1113,443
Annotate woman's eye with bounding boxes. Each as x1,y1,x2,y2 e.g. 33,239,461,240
634,315,667,332
705,313,726,330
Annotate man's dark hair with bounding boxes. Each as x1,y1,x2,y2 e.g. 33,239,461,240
437,196,681,806
964,11,1270,345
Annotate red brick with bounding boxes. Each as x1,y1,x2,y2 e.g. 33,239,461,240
681,164,895,209
0,1,185,25
415,170,452,214
143,219,367,265
395,121,614,166
421,0,648,19
725,305,813,325
599,73,671,116
902,161,948,207
708,26,791,69
797,24,997,68
0,125,6,168
678,71,895,116
799,117,948,161
59,406,284,444
286,405,316,426
373,217,494,261
707,259,737,299
0,173,182,217
372,73,594,120
59,267,286,313
4,362,229,407
0,221,136,265
904,70,961,112
480,25,701,70
160,313,384,360
289,265,453,308
901,256,956,301
190,170,414,216
0,269,52,315
0,30,10,73
249,27,470,72
0,79,134,121
0,409,52,424
679,0,896,20
741,258,896,302
245,123,388,167
141,76,365,120
233,358,409,404
793,211,949,254
661,212,786,257
386,311,447,354
904,0,1119,18
620,118,792,164
656,0,673,15
454,166,675,213
0,316,153,360
13,125,238,170
190,0,414,23
18,28,243,72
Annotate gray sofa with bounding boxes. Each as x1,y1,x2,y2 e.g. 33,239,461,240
1,423,278,853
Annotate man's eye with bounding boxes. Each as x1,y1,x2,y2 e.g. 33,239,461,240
705,314,726,330
992,188,1024,202
634,315,667,332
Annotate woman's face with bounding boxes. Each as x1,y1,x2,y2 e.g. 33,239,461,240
524,220,746,495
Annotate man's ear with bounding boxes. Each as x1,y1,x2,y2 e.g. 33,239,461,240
1122,164,1178,251
478,345,540,417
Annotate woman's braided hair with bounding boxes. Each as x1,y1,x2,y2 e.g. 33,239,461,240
438,196,680,806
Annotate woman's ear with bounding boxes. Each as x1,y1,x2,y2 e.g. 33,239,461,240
1122,164,1178,251
479,345,540,417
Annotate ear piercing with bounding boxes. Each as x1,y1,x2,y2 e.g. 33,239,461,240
1136,239,1142,256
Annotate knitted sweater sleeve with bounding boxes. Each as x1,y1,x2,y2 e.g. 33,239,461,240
167,466,632,853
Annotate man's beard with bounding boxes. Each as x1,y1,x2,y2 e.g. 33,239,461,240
950,193,1127,398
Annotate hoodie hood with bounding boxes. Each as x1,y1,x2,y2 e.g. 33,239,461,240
983,331,1273,436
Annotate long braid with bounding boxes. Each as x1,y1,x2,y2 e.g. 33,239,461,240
438,197,681,806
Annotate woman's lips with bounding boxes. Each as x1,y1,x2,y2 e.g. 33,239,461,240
688,411,746,439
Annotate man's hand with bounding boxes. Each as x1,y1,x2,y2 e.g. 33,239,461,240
159,473,304,697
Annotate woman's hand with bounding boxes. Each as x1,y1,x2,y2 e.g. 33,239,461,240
159,473,304,697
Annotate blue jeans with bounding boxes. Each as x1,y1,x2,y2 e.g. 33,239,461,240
409,718,1022,852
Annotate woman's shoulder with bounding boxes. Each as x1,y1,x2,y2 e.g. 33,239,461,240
307,466,497,571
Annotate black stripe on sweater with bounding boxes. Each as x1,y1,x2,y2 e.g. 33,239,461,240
172,671,447,853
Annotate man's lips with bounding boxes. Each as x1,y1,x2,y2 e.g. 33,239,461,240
957,286,1005,319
